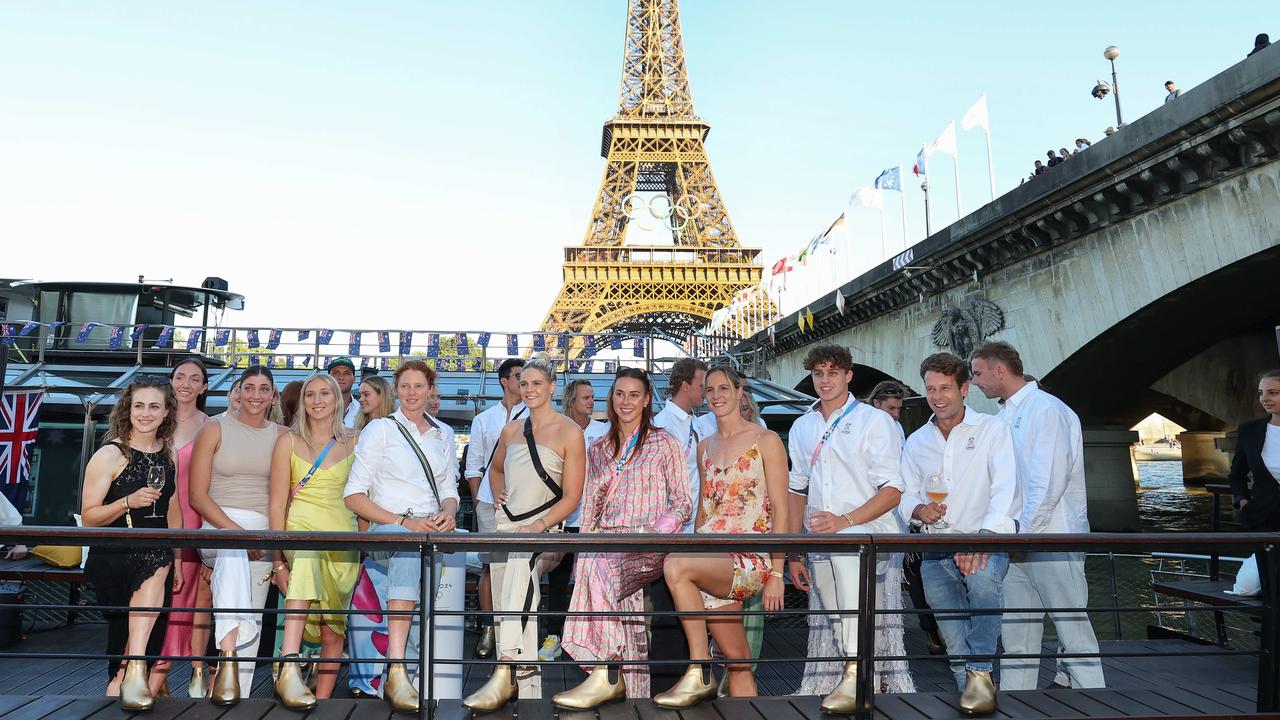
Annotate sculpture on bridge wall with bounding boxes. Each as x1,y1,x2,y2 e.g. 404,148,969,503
930,298,1006,359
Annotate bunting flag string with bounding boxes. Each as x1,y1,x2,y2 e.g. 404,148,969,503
584,335,598,358
557,333,569,351
377,331,391,353
0,324,13,346
633,337,644,358
19,321,40,338
131,324,149,341
533,334,546,352
297,330,310,342
286,356,295,369
248,355,259,367
317,329,334,345
154,326,175,348
247,330,261,349
604,361,618,374
426,334,440,358
214,329,231,347
399,331,413,355
456,333,469,356
302,356,313,368
348,332,361,356
477,332,491,349
186,329,204,351
266,329,282,351
76,323,99,344
569,359,582,373
609,335,622,351
506,334,519,355
108,326,126,350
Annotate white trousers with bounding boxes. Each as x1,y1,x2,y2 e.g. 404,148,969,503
1000,552,1105,690
810,524,888,658
200,509,272,693
491,543,563,697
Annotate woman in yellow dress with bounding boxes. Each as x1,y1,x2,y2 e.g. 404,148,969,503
267,373,360,709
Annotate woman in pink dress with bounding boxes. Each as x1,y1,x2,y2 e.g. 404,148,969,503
655,365,790,707
150,359,213,698
553,368,692,709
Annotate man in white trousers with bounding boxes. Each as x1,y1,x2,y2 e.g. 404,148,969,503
969,341,1104,691
786,344,903,714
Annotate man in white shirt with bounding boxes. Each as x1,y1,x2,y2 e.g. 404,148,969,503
969,341,1104,691
328,357,360,427
540,379,607,662
464,358,527,658
786,345,904,714
652,357,708,535
900,352,1021,715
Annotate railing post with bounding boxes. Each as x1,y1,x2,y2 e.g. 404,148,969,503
1108,552,1122,640
855,538,877,720
1258,542,1280,712
419,542,431,720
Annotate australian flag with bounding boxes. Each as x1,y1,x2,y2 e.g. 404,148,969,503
426,334,440,358
506,334,519,355
477,332,491,349
456,333,469,356
267,329,282,350
317,329,334,345
214,329,231,347
399,331,413,355
247,330,261,348
533,334,546,352
378,331,391,353
0,391,43,505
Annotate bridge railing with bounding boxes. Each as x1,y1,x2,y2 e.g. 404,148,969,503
0,527,1274,720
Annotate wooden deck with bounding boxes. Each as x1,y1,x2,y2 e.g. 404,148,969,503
0,619,1268,719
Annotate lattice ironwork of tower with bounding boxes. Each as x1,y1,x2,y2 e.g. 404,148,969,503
539,0,768,340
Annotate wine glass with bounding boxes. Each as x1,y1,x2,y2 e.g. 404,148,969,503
146,465,166,518
925,474,950,530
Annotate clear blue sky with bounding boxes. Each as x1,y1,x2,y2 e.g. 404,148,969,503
2,1,1269,329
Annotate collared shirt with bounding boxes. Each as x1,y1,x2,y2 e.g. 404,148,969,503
788,393,904,535
653,400,703,533
999,381,1089,534
899,407,1022,534
343,398,359,428
466,400,528,504
344,409,459,517
565,419,610,528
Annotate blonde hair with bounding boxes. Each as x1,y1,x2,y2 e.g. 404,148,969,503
521,357,557,384
356,375,397,430
292,373,355,450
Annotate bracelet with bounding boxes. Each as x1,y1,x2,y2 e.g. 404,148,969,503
121,496,131,511
396,508,413,526
270,564,287,576
842,512,855,526
769,570,784,579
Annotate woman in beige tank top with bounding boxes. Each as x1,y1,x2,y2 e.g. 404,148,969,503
189,365,286,706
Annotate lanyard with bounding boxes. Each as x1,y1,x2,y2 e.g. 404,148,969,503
615,430,641,477
686,420,699,453
809,400,858,470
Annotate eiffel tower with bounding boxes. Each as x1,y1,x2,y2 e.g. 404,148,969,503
539,0,767,340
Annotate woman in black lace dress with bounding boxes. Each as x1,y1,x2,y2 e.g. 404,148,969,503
82,376,184,711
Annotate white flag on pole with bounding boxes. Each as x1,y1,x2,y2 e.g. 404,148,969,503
961,94,990,132
928,121,958,157
849,188,885,209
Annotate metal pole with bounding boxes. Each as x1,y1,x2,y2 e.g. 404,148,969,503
419,544,431,720
854,541,877,720
1256,543,1279,711
1110,59,1124,126
1108,553,1122,640
952,154,963,218
922,182,932,237
899,192,909,249
984,128,997,201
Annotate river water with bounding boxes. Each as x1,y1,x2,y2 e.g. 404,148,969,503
1135,460,1215,532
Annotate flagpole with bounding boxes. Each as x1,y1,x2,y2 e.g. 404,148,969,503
879,207,887,259
899,193,909,249
953,154,963,218
984,127,996,201
922,180,932,237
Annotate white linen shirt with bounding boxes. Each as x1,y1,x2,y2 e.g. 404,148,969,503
565,419,610,528
653,401,703,533
899,407,1022,534
344,409,459,517
343,397,359,428
466,401,528,504
787,394,904,535
999,381,1089,534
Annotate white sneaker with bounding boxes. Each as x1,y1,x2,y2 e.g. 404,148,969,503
538,634,563,661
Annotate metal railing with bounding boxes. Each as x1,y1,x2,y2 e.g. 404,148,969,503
0,527,1275,720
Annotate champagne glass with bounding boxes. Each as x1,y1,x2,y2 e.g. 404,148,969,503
146,465,166,518
925,474,950,530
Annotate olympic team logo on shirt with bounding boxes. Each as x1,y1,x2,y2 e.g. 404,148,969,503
965,436,977,450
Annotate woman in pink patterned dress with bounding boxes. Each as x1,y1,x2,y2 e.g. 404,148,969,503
151,358,213,698
553,368,692,710
655,365,790,707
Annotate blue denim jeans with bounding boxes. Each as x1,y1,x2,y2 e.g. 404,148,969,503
921,552,1009,690
370,522,429,603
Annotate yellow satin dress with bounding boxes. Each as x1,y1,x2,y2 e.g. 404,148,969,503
283,452,359,641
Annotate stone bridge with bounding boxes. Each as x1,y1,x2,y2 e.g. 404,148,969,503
747,45,1280,530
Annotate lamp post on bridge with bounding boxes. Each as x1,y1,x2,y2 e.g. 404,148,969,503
1092,45,1125,127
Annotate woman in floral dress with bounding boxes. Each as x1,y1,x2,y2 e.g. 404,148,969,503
655,365,791,707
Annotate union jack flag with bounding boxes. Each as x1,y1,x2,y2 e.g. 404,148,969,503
0,391,43,486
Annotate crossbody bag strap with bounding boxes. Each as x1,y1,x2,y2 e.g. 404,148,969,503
390,417,442,507
503,417,564,522
481,405,527,476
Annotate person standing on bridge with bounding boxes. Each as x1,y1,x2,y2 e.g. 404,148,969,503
900,352,1021,715
969,341,1105,691
465,358,527,660
1229,369,1280,530
786,345,906,714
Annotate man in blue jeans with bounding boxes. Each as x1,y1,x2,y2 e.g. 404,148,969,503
899,353,1022,715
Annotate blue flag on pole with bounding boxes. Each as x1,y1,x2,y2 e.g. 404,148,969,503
875,165,903,192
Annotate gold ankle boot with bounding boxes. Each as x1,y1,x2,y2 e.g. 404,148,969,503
717,669,730,698
384,663,420,713
820,660,860,715
474,625,495,658
187,665,208,699
552,664,626,710
274,655,318,710
463,662,518,711
654,664,716,708
210,650,240,706
120,659,155,711
959,669,997,715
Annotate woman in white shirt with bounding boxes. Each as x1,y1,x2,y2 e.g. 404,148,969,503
343,360,459,713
